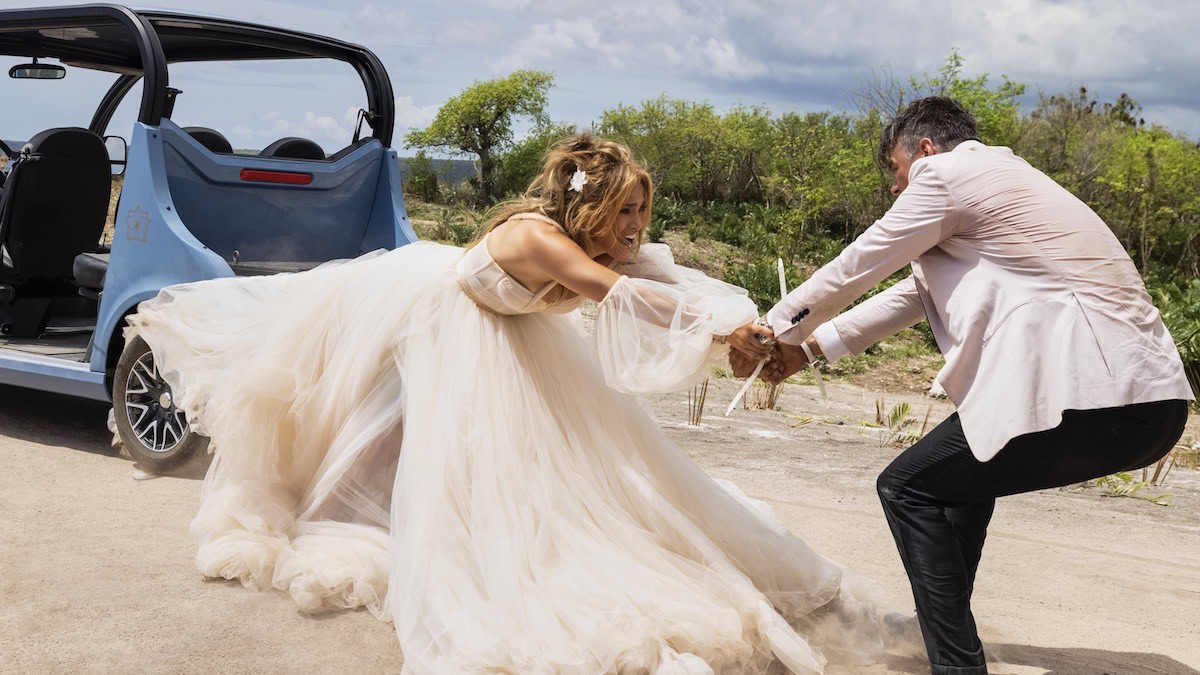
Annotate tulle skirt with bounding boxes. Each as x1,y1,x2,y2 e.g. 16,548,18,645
127,242,886,674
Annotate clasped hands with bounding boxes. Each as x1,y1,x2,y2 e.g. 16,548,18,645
728,334,810,386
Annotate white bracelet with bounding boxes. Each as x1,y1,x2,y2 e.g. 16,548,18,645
799,340,817,364
798,340,829,399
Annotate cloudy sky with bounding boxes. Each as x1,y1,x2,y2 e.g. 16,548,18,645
3,0,1199,153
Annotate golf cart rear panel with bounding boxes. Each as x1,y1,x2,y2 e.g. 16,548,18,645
0,5,417,410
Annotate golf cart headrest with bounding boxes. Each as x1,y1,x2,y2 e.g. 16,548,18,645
183,126,233,154
23,127,106,160
260,137,325,161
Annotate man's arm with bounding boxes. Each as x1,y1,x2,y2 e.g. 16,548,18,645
815,274,928,359
759,275,927,384
766,160,957,346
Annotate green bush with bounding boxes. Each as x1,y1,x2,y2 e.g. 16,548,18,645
1149,278,1200,400
714,213,745,247
654,196,688,230
648,219,666,243
404,151,440,203
724,256,805,313
451,220,478,246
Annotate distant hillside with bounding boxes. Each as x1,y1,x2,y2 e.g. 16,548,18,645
1,140,475,187
397,156,475,185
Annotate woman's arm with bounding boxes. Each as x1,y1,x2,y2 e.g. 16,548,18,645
528,228,771,357
526,226,622,302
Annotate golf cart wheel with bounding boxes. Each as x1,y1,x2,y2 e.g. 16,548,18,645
113,336,209,471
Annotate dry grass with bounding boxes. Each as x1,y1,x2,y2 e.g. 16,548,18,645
103,176,122,246
687,379,710,425
744,380,784,411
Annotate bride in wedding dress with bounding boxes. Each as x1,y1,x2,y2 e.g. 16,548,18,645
128,134,897,674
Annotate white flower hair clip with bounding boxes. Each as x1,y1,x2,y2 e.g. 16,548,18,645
569,169,588,193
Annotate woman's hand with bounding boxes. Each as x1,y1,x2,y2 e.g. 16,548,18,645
724,322,774,359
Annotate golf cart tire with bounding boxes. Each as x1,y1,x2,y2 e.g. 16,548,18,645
113,336,209,472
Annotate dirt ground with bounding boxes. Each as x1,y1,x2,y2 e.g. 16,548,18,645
2,379,1198,674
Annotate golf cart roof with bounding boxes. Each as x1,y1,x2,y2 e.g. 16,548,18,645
0,4,395,143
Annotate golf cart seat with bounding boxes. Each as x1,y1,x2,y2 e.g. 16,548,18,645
183,126,233,154
0,127,111,285
260,137,325,160
72,251,109,297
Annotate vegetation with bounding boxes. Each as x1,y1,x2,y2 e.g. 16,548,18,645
404,69,554,205
1093,472,1170,505
405,53,1200,396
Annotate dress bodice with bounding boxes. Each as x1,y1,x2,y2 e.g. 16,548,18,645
455,213,585,315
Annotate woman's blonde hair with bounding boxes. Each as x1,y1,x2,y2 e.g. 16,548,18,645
473,133,654,261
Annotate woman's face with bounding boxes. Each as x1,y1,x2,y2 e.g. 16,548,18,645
595,182,647,263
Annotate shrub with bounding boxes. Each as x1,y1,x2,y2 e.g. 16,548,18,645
714,213,744,247
451,220,477,246
1149,278,1200,401
648,219,666,243
724,256,804,313
403,151,440,203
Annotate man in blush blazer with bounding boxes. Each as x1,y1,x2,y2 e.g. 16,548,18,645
733,97,1194,675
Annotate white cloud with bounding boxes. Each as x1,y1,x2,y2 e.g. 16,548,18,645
495,17,634,72
479,0,531,9
9,0,1200,143
344,4,409,37
690,37,766,81
395,96,439,130
441,20,502,45
230,110,356,149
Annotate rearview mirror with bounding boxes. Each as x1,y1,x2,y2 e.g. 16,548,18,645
105,136,127,176
9,62,65,79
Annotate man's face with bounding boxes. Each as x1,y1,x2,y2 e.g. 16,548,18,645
887,138,937,196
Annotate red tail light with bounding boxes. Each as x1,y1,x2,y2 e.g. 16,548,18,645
239,169,313,185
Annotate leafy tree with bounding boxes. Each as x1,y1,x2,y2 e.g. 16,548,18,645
600,97,724,201
1094,125,1200,274
1020,87,1123,197
852,50,1026,148
919,50,1027,148
405,70,554,205
493,123,577,199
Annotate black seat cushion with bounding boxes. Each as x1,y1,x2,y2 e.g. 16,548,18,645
72,251,108,289
0,127,110,283
184,126,233,154
260,137,325,160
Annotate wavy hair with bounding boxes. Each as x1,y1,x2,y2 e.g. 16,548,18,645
473,133,654,263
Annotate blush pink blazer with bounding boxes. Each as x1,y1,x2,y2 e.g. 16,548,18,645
767,141,1194,461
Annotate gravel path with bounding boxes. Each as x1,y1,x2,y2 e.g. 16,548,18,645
2,380,1198,674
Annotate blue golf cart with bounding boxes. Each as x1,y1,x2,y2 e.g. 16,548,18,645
0,5,418,471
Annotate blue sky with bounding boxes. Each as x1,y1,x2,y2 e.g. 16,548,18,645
3,0,1199,153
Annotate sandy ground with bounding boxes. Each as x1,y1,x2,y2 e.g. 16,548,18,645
2,379,1199,675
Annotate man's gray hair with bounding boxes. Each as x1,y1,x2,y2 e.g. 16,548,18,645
878,96,980,168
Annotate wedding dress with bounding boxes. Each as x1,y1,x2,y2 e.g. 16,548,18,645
128,213,887,674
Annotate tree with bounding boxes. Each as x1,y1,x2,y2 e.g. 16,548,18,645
1020,87,1122,197
405,70,554,205
600,96,723,201
493,123,577,199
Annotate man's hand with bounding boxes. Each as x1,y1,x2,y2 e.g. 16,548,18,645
728,346,759,378
761,341,809,385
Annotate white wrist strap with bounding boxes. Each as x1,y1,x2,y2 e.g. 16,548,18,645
799,341,828,399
